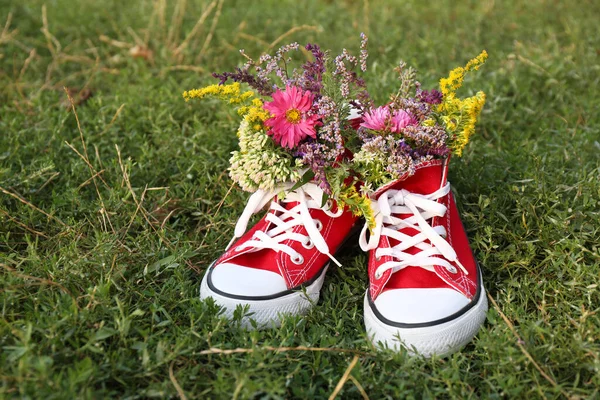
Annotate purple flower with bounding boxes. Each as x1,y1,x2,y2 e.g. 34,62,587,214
297,142,334,194
402,124,450,158
419,89,443,105
334,49,360,98
212,67,273,96
300,43,326,95
359,33,368,72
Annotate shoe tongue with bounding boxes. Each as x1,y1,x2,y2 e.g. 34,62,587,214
371,159,451,294
374,159,447,198
373,159,448,251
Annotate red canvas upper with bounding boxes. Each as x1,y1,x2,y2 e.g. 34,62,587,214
214,199,358,289
368,159,479,300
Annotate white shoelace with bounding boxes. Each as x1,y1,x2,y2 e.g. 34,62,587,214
227,182,344,267
359,183,468,279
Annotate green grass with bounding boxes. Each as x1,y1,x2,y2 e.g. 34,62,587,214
1,0,599,398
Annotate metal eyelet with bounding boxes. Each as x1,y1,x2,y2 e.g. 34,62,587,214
302,239,314,249
375,271,382,279
447,266,457,274
235,246,243,252
325,199,334,210
291,254,304,265
314,219,323,231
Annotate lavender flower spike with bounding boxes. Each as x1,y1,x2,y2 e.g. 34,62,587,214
360,32,368,72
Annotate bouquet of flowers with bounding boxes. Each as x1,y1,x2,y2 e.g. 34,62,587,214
352,51,487,194
183,35,487,226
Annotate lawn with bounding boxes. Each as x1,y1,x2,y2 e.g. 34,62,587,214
1,0,599,398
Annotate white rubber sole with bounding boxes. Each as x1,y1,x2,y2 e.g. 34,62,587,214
200,264,329,329
364,284,488,358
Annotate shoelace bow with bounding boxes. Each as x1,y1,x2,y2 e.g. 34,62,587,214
228,182,344,267
359,183,468,279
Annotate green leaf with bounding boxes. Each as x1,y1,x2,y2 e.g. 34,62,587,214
321,192,330,208
92,327,117,342
4,346,28,362
145,255,177,275
290,169,315,192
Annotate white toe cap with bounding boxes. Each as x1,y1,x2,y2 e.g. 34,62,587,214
209,263,288,297
373,288,471,324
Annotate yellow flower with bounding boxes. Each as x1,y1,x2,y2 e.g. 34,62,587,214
182,83,254,104
438,51,487,156
183,83,270,131
439,50,487,97
465,50,488,71
439,91,486,156
338,185,376,229
243,98,271,131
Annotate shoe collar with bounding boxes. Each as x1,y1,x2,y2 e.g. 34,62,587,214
373,157,450,200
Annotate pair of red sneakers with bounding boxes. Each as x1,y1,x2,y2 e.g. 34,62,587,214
200,158,487,357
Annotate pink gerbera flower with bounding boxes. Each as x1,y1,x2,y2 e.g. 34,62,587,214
391,109,417,132
360,105,416,133
263,85,319,149
360,106,390,131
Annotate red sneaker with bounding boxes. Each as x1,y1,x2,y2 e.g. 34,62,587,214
200,182,358,328
360,159,487,357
